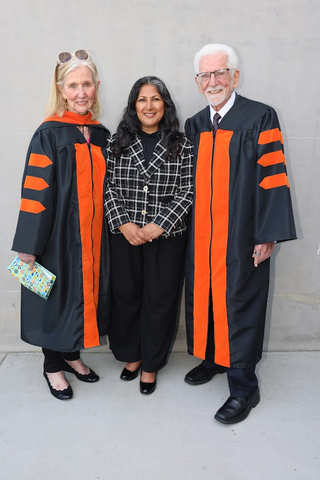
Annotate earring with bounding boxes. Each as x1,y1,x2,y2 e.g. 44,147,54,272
93,97,97,107
64,99,68,109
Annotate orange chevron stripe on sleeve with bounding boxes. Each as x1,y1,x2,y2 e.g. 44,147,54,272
259,173,290,189
257,150,286,167
258,128,283,145
20,199,46,213
24,176,49,191
28,153,53,168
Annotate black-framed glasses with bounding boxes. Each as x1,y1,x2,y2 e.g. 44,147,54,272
196,69,234,83
57,49,90,65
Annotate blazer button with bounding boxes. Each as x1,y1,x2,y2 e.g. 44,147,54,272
141,210,147,216
143,186,148,192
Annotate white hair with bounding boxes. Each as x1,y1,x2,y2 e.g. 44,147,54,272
194,44,238,74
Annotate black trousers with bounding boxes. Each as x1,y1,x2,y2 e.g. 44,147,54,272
108,233,187,372
203,294,258,397
202,359,258,397
42,348,80,373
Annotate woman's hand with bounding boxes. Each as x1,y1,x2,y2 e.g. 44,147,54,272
252,242,275,267
18,253,36,269
141,223,165,240
118,223,152,246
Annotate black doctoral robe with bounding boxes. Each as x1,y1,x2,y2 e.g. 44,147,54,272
12,111,111,352
185,95,296,368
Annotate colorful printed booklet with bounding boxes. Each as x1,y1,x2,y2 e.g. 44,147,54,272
7,256,56,300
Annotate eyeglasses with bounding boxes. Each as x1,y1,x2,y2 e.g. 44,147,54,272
196,69,234,83
57,49,90,65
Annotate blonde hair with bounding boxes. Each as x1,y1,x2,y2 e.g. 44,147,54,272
45,56,101,119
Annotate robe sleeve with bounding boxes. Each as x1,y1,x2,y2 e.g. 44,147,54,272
253,107,296,244
104,136,131,232
184,119,191,139
12,129,56,255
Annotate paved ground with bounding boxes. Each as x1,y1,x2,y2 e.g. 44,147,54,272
0,351,319,480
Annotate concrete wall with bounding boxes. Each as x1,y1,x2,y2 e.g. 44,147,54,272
1,0,319,352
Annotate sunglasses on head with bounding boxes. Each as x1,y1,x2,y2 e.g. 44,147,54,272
57,49,90,65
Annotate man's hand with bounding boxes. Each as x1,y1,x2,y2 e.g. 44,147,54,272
118,223,152,246
141,223,165,240
18,253,36,270
252,242,275,267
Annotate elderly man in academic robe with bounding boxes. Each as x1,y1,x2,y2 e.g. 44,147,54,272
184,43,296,424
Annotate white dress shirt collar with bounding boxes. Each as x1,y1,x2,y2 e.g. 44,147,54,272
210,91,236,123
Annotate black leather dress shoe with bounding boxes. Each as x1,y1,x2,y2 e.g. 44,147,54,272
214,388,260,424
184,363,227,385
120,366,141,381
43,371,73,400
61,360,99,383
140,379,156,395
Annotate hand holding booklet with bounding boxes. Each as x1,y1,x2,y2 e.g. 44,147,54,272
7,256,56,300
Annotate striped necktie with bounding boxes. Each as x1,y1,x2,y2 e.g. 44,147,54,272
213,112,221,134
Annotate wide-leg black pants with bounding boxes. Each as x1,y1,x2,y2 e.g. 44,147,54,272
108,232,187,372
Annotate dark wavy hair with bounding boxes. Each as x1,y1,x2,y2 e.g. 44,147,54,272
113,76,184,160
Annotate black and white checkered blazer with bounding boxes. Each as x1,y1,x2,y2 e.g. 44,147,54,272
105,133,193,237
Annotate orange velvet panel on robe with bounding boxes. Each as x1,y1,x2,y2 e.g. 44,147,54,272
75,143,106,348
193,132,214,360
193,129,233,366
90,144,107,309
210,130,233,367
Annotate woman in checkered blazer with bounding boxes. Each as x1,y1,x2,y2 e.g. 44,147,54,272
105,76,193,395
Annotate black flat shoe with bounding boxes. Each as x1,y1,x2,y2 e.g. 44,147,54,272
120,366,141,381
61,360,99,383
184,363,227,385
43,371,73,400
214,388,260,424
140,379,156,395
